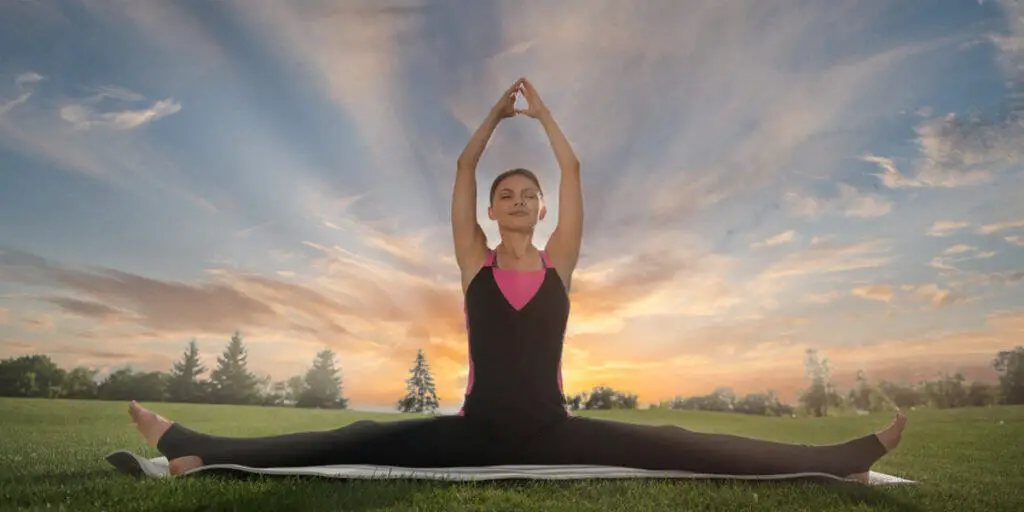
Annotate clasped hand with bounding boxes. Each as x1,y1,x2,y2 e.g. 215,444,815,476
492,77,548,121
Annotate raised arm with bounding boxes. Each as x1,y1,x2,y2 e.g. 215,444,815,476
518,78,582,289
453,79,521,290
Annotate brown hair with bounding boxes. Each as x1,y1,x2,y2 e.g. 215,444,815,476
489,168,543,205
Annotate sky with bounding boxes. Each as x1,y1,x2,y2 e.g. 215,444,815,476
1,0,1022,413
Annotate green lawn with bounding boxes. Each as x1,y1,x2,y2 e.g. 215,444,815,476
1,398,1021,511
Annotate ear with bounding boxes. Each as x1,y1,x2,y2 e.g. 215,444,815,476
539,202,547,220
487,205,495,221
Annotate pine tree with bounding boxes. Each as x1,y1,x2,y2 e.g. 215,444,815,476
167,339,207,403
296,349,348,409
208,331,259,404
397,349,440,414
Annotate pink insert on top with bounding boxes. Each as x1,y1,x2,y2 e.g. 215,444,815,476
488,249,549,311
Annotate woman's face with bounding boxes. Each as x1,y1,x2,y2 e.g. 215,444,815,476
488,174,545,230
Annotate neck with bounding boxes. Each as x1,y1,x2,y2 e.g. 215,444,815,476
497,228,534,259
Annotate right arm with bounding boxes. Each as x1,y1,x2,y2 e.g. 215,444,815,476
452,80,520,290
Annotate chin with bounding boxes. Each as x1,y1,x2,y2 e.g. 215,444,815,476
499,216,538,231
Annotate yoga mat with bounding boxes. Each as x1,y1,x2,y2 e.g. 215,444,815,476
105,450,917,485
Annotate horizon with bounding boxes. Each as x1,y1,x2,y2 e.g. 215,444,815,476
1,0,1022,413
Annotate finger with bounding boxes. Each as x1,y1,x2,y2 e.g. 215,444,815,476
506,78,524,94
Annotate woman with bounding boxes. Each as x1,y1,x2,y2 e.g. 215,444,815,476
129,78,906,482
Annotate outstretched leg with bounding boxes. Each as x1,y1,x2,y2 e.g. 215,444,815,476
519,413,907,480
128,401,493,475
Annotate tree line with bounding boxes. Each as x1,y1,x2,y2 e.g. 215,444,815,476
0,331,441,414
563,346,1024,417
1,331,1021,417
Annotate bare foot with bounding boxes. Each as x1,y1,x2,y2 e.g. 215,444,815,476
128,401,205,475
844,413,908,483
127,400,174,448
875,412,908,452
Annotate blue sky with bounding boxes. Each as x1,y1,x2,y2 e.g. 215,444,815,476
1,0,1022,411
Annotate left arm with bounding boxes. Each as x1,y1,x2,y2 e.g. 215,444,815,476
517,78,581,289
539,111,582,288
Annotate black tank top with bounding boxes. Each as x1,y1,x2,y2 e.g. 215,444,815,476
459,247,571,435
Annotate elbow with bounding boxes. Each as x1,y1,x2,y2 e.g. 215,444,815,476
563,159,581,175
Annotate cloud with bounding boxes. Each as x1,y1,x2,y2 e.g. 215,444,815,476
786,183,893,219
751,230,796,249
1,248,278,335
15,72,44,87
907,283,964,308
0,73,214,212
803,291,842,304
1006,235,1024,246
0,307,8,324
60,98,181,131
864,1,1024,190
0,72,44,115
929,244,998,271
943,244,976,255
977,219,1024,235
42,297,125,321
760,239,891,280
851,284,893,302
927,220,972,236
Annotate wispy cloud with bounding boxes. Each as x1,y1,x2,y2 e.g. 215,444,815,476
59,95,181,131
977,219,1024,235
751,230,797,249
786,184,893,219
929,243,997,271
851,284,893,302
0,72,43,115
927,220,972,236
760,239,892,280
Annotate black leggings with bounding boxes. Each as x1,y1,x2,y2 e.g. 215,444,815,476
156,415,887,477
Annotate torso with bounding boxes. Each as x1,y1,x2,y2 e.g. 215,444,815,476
458,247,571,434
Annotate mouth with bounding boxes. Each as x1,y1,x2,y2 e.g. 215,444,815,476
510,211,528,217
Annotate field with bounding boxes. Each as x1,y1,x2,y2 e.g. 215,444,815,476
1,398,1022,511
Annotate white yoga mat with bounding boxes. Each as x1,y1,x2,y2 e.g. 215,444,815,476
105,450,917,485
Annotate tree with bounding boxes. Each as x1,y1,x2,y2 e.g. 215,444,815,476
166,339,207,403
397,349,441,414
0,355,66,398
208,331,260,404
296,348,348,409
582,385,639,410
61,366,99,399
847,370,876,412
920,372,968,409
876,380,923,410
993,346,1024,405
285,375,306,404
966,381,997,407
800,348,831,417
564,391,587,411
97,367,168,401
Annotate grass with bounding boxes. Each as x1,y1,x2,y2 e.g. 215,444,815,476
1,398,1022,511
